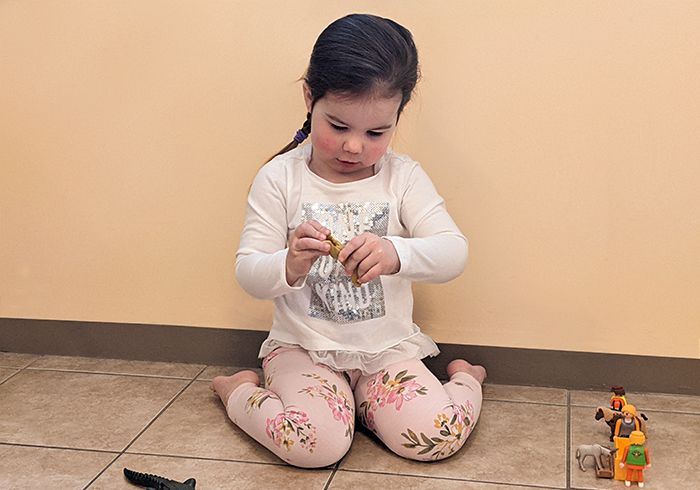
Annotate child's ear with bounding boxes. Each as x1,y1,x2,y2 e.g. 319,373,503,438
303,83,313,113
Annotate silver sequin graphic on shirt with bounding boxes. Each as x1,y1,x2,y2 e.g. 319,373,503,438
302,202,389,324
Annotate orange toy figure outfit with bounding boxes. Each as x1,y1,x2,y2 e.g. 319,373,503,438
619,431,650,487
614,404,641,438
610,386,627,411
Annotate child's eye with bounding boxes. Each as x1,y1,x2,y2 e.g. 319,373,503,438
330,123,347,131
367,131,384,138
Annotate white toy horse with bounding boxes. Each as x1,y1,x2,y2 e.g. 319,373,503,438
576,444,617,472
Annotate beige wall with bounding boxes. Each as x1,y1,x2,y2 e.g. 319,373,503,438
1,1,699,359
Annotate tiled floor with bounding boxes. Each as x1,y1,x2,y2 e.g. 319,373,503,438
1,351,698,489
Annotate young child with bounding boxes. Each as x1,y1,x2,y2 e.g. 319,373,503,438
212,13,486,468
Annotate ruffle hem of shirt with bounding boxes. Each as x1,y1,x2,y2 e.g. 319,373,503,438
258,331,440,376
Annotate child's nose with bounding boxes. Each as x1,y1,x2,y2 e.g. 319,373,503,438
342,135,362,154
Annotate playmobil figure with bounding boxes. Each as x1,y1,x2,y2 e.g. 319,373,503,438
575,444,617,472
610,386,627,411
619,431,650,487
596,406,649,442
615,405,641,438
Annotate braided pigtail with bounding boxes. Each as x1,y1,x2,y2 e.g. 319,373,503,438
265,113,311,163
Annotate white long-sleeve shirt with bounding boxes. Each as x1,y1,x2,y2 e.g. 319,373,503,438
236,144,468,374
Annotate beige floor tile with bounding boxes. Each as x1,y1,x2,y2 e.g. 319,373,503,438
483,383,567,405
29,355,205,378
89,453,332,489
0,352,40,368
127,381,281,464
341,400,568,488
571,389,700,414
0,368,18,383
198,365,264,381
0,445,116,490
0,370,188,451
329,470,533,489
570,406,700,490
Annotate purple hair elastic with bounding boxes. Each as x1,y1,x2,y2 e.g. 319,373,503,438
293,129,308,144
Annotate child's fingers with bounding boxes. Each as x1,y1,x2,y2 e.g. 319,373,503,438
343,245,371,275
357,262,383,284
338,234,366,263
296,221,329,241
305,220,331,238
296,236,331,253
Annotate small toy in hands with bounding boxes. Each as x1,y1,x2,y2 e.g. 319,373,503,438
123,468,196,489
324,233,361,286
619,430,651,487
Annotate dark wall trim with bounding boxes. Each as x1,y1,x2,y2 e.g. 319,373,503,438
2,317,698,395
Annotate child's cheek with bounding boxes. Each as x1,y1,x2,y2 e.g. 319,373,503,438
368,141,389,164
314,133,337,156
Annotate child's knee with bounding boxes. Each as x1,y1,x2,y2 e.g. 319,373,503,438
386,425,469,462
281,432,353,468
259,404,354,468
377,406,477,462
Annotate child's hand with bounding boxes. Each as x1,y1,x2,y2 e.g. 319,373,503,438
285,220,331,285
338,232,400,284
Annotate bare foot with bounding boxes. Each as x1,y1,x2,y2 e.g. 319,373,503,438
210,370,260,407
446,359,487,384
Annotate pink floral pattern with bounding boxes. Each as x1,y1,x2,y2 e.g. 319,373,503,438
400,401,476,459
359,369,428,432
298,373,354,437
265,408,317,452
262,349,283,370
244,387,279,414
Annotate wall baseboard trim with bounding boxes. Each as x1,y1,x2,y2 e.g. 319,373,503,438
2,317,697,395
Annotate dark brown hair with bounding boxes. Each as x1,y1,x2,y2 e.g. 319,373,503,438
266,14,420,162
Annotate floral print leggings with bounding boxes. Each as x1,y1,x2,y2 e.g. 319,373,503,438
225,347,482,468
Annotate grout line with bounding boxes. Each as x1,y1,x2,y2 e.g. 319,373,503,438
334,468,564,488
83,453,122,490
118,450,290,467
194,365,264,380
0,356,43,371
22,355,45,369
323,467,338,490
24,366,200,380
0,441,119,454
121,366,209,454
483,397,568,407
82,365,207,488
566,390,572,489
323,456,345,489
0,441,294,468
570,403,700,416
0,369,22,386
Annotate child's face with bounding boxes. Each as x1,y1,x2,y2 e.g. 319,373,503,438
304,87,401,183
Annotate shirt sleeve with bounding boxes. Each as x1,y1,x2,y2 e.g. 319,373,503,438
235,162,305,299
384,163,468,283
